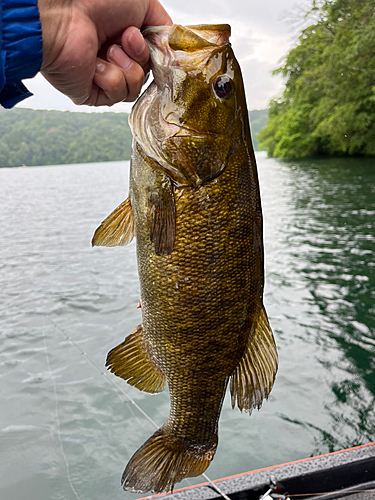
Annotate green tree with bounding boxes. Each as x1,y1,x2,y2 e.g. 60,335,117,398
249,109,268,150
0,142,9,166
0,108,133,167
258,0,375,158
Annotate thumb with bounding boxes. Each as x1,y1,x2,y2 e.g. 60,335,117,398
144,0,173,27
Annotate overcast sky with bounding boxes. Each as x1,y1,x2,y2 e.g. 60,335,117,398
17,0,311,113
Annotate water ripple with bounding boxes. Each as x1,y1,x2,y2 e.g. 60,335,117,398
1,157,375,499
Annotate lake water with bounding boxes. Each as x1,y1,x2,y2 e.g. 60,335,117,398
1,153,374,500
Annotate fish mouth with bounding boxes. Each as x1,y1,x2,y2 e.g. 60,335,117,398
141,25,169,38
131,24,235,187
141,24,231,75
141,24,234,137
142,24,231,48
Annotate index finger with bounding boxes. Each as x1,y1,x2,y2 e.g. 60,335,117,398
121,27,150,70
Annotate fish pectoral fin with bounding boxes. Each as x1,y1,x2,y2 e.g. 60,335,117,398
92,198,134,247
147,174,176,255
106,324,166,394
230,306,278,414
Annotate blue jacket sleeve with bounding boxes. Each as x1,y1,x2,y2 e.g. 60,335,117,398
0,0,43,108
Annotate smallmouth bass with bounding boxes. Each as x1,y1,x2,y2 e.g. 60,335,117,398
92,24,278,494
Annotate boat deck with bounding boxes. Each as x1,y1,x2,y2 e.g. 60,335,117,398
308,479,375,500
328,494,373,500
137,443,375,500
311,483,375,500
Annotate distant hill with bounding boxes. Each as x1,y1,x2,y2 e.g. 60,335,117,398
0,106,268,168
0,107,132,168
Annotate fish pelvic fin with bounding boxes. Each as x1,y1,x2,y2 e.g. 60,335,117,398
92,198,134,247
106,325,166,394
122,427,216,493
230,306,278,414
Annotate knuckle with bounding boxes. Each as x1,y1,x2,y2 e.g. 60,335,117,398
126,67,145,100
110,71,126,95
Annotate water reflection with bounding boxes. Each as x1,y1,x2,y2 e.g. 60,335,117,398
281,157,375,452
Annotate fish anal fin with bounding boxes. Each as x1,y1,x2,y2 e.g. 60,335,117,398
230,306,278,414
147,175,176,256
122,427,216,493
106,325,166,394
92,198,134,247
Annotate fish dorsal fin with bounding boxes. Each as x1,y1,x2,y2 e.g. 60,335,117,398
106,324,166,394
92,198,134,247
230,306,278,413
147,174,176,255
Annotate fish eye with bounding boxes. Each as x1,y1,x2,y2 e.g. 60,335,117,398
213,75,233,99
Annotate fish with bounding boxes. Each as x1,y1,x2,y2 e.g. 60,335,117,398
92,23,278,494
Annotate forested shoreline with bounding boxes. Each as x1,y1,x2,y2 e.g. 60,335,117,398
0,107,267,168
0,108,133,168
1,0,374,164
258,0,375,159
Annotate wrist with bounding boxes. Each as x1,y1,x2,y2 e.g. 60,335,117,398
38,0,72,70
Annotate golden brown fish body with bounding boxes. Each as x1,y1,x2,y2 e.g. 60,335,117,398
92,24,277,494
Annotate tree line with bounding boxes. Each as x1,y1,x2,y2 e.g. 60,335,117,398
0,107,267,168
0,108,133,167
258,0,375,158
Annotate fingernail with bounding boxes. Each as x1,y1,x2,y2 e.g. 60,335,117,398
108,45,131,70
95,60,106,73
127,27,146,56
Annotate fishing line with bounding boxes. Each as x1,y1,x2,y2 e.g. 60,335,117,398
43,319,82,500
49,315,232,500
201,473,232,500
49,317,157,429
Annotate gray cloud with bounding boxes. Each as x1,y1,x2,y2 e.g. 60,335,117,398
163,0,310,37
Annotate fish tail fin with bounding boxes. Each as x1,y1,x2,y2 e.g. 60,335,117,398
230,306,278,413
122,427,216,493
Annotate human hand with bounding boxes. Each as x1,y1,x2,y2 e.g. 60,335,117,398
38,0,172,106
